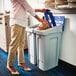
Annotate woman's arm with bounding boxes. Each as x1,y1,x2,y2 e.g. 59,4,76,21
35,9,46,13
16,0,47,23
16,0,35,16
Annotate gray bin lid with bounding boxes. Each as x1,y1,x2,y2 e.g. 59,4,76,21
34,25,62,35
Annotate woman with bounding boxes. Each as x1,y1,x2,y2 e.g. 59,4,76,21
7,0,48,75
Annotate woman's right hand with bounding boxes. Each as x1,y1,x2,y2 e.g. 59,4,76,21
38,20,50,30
41,20,49,26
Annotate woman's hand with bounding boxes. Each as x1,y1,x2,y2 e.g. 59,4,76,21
38,20,50,30
40,9,46,13
35,9,46,13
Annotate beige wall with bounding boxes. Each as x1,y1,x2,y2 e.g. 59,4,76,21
0,15,11,52
53,11,76,66
0,0,4,13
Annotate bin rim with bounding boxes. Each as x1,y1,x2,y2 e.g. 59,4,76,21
34,25,62,35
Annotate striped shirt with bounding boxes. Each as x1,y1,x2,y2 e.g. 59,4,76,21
10,0,36,27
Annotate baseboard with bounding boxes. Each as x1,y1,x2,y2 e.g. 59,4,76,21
59,59,76,72
0,48,8,54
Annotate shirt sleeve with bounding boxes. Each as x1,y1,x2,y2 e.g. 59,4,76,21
16,0,36,16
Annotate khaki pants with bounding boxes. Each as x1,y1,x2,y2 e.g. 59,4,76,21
7,24,25,66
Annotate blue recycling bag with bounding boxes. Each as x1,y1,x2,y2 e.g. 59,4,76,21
44,10,56,28
54,16,65,27
44,9,65,30
54,16,65,31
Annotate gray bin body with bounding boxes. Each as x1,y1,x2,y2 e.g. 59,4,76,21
34,26,62,71
26,25,38,65
26,25,62,71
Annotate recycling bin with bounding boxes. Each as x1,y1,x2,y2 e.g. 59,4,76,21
34,25,62,71
26,16,64,71
26,24,38,65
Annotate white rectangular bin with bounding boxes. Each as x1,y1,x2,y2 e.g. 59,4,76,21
34,25,62,71
26,25,38,65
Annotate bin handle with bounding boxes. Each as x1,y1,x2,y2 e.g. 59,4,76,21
36,35,41,66
27,33,31,60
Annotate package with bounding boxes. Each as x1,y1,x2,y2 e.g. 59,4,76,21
68,0,76,2
38,23,50,30
68,2,76,8
56,0,67,2
45,0,54,2
45,0,55,8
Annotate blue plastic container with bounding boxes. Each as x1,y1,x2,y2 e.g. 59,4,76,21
44,10,56,28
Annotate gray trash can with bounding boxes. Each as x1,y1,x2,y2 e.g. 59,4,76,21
26,24,38,65
34,25,62,71
26,25,62,71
